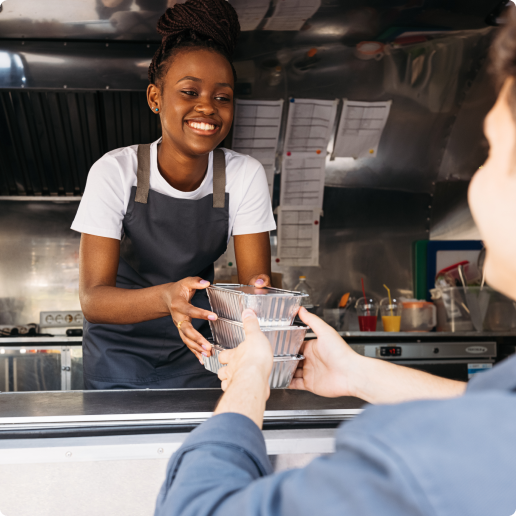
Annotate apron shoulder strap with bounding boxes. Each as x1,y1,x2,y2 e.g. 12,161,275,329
135,143,151,204
136,144,225,207
212,148,226,209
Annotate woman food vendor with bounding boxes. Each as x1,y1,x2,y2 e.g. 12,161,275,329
71,0,275,389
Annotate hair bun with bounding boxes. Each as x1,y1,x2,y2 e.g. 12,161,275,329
157,0,240,58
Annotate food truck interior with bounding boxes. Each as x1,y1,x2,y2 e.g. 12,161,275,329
0,1,515,514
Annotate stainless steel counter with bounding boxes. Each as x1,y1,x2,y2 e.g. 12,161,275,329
0,388,364,435
0,388,364,516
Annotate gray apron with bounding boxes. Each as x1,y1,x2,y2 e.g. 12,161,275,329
82,145,228,389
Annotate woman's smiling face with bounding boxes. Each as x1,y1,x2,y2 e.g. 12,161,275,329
147,48,234,157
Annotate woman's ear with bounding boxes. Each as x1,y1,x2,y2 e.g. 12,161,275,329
147,83,161,114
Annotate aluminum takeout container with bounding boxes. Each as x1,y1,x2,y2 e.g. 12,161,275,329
203,344,304,389
207,284,308,326
209,317,308,355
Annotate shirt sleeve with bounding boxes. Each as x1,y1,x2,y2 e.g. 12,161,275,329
70,155,127,240
154,413,429,516
231,157,276,236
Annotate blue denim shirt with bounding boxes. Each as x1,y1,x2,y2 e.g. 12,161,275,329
155,356,516,516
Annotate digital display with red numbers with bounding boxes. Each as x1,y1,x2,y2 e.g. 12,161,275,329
380,346,402,357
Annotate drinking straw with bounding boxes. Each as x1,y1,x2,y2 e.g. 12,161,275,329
361,277,370,316
383,284,393,316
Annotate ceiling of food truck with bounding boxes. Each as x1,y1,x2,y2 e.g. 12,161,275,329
0,0,505,42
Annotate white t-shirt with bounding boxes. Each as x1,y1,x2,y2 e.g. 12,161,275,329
71,139,276,242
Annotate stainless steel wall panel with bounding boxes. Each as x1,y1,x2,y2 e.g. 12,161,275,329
430,47,497,241
0,200,80,325
0,41,157,91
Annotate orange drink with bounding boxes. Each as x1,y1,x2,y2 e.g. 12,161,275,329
382,315,401,332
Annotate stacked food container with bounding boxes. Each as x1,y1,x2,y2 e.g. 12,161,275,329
204,284,309,388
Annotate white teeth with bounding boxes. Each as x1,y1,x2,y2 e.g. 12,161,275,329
189,121,215,131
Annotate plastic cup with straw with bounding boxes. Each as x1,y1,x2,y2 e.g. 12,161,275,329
356,278,377,331
380,284,402,332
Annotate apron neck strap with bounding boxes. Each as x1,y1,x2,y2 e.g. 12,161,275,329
212,148,226,209
135,144,151,204
135,144,226,208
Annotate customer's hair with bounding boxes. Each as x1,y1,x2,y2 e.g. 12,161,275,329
491,5,516,112
148,0,240,87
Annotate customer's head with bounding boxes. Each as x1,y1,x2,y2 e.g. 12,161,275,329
469,7,516,299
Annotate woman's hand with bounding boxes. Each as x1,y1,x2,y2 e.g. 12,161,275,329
217,309,273,392
162,277,218,362
289,307,360,398
247,274,271,288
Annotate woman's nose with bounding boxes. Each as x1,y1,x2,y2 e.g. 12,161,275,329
195,99,216,115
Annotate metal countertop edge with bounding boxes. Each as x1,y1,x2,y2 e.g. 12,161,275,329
0,408,363,426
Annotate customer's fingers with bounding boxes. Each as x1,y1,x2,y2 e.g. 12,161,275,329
242,309,261,337
218,367,229,382
293,367,304,378
218,348,235,365
289,377,306,390
298,307,335,335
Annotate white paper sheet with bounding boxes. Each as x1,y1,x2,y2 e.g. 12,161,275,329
279,153,326,208
263,0,321,31
276,206,320,266
284,98,338,154
333,99,392,159
232,99,284,197
229,0,270,31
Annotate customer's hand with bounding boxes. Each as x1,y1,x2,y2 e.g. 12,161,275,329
289,307,361,398
217,309,273,392
162,277,218,362
213,309,273,428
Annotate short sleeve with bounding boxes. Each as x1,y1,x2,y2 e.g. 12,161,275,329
71,156,127,240
231,157,276,236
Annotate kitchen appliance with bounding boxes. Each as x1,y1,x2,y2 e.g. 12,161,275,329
316,332,498,382
400,301,436,332
0,312,84,392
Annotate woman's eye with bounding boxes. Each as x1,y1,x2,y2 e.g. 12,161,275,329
216,96,231,102
181,90,197,96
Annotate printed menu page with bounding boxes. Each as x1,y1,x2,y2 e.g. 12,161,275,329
277,206,320,266
279,154,326,208
284,98,338,154
232,99,284,197
333,99,392,159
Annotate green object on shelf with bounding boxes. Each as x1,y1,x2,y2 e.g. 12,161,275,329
413,240,428,300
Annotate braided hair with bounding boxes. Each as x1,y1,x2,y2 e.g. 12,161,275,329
148,0,240,87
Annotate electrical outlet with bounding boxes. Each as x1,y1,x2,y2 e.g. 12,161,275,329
40,311,83,327
0,325,34,335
